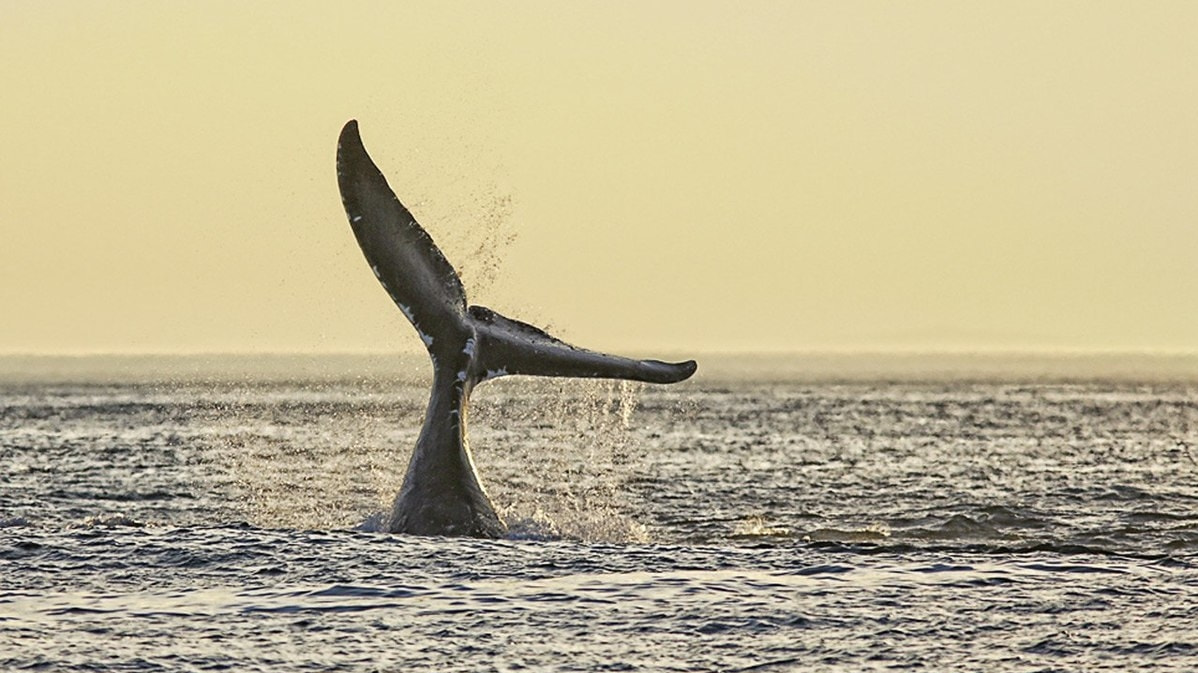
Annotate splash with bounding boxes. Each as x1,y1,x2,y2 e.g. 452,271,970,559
210,383,428,531
435,190,517,297
207,374,653,541
473,378,650,543
804,522,893,543
732,515,793,538
388,137,519,300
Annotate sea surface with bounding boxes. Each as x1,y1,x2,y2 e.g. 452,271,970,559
3,361,1198,671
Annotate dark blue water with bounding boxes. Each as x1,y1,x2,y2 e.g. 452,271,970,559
3,376,1197,671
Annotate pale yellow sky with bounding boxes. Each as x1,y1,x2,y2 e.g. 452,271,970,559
1,2,1196,355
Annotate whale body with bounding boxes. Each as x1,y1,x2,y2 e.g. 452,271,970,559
336,120,697,537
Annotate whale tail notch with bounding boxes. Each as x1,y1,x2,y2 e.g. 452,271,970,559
336,119,697,386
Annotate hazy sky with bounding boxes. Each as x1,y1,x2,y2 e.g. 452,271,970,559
2,2,1196,355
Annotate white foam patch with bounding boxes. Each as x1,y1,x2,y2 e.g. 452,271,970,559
481,367,509,382
355,511,387,533
397,302,416,322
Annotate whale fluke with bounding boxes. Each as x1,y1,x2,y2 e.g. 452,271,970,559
337,120,468,350
466,305,697,384
337,119,697,537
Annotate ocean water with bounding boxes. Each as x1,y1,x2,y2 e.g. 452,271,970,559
3,366,1198,671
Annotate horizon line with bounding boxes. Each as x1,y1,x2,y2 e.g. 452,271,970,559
3,348,1198,359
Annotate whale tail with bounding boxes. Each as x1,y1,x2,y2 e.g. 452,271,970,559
336,120,697,385
337,119,695,537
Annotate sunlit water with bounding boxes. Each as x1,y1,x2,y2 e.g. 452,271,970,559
3,375,1197,671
